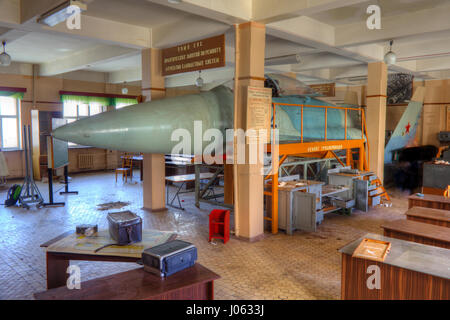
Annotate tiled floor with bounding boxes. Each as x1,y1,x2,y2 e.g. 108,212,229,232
0,171,409,300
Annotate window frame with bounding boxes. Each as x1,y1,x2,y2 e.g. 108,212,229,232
63,102,106,121
0,97,21,150
63,101,107,147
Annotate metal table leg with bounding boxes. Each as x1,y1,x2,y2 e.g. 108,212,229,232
167,181,186,210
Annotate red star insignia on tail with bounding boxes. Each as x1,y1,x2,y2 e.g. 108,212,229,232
405,122,411,134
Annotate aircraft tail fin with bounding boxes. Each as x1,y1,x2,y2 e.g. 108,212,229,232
384,86,425,163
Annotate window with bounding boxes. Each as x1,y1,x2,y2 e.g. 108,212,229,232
63,102,106,122
115,98,138,109
63,101,107,146
116,102,131,109
0,97,20,149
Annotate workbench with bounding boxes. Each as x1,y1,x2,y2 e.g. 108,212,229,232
35,264,219,300
40,230,177,289
327,170,374,211
275,180,325,234
340,233,450,300
406,207,450,227
381,219,450,249
408,193,450,210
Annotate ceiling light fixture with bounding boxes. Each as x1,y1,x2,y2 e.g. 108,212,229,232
384,40,397,65
265,53,301,66
0,41,11,67
37,0,87,27
168,0,182,4
195,71,204,88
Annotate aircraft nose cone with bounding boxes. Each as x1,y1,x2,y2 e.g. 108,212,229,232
52,118,96,146
52,122,88,141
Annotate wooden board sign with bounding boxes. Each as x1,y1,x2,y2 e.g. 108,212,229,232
162,34,225,76
309,83,335,97
246,86,272,132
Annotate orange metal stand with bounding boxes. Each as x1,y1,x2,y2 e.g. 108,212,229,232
264,103,370,234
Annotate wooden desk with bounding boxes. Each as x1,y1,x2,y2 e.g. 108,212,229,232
382,219,450,249
406,207,450,227
34,263,219,300
340,233,450,300
408,194,450,210
41,230,176,289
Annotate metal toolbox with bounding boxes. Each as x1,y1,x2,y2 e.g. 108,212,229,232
142,240,197,277
107,211,142,245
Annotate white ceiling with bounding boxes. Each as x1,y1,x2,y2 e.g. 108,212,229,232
1,0,450,85
84,0,192,28
310,0,450,26
88,53,141,72
6,32,98,63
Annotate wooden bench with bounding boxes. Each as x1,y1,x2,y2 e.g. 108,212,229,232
406,207,450,227
381,219,450,249
34,263,220,300
408,194,450,210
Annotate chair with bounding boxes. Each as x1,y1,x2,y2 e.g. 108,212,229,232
115,155,133,182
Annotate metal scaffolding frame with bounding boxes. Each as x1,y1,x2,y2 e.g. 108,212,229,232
264,102,370,234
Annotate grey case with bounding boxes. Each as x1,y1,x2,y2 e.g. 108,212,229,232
142,240,197,277
107,211,142,245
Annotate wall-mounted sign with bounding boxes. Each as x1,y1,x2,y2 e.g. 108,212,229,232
309,83,336,97
162,34,225,76
246,86,272,131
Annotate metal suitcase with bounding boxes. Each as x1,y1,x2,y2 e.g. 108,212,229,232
142,240,197,277
107,211,142,245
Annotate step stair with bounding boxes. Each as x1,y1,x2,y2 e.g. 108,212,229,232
363,173,390,207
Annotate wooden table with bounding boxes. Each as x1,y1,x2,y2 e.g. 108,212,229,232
121,155,195,183
34,263,219,300
406,207,450,227
340,233,450,300
41,230,177,289
165,172,215,210
408,194,450,210
381,219,450,249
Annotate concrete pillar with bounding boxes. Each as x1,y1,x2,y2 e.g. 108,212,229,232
366,61,387,181
224,164,234,205
234,22,266,241
141,48,166,211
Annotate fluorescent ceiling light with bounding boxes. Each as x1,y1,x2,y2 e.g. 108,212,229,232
265,54,301,66
38,0,87,27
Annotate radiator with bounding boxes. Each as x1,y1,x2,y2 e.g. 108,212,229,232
78,154,94,169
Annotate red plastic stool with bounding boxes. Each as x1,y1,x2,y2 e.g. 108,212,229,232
209,209,230,244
